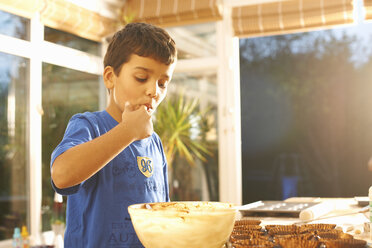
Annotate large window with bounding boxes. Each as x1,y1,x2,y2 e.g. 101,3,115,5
167,72,219,201
240,23,372,203
0,10,30,241
0,10,102,244
0,52,29,240
166,23,219,201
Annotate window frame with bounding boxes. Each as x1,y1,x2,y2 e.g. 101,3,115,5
172,18,242,206
0,14,103,246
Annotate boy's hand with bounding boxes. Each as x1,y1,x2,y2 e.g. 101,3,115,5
121,101,153,140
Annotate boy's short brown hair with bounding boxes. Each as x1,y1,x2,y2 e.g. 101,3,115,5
104,22,177,76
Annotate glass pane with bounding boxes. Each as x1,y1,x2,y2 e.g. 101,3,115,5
0,52,29,240
160,72,219,201
166,22,216,59
240,22,372,203
42,63,101,231
0,10,30,40
44,26,101,56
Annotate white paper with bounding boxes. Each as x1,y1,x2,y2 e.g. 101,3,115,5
299,202,335,221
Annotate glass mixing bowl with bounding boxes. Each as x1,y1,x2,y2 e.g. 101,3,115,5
128,201,237,248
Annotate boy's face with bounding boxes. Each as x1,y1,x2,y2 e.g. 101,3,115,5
104,54,176,121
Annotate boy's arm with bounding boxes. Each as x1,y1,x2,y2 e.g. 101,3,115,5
51,104,153,189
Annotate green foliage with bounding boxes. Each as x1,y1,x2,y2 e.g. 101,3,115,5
154,94,213,167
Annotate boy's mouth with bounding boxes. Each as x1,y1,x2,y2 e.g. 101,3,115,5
144,104,154,113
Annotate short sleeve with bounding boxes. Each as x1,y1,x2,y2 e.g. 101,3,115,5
50,114,96,195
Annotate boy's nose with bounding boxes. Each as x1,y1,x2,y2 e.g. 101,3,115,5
146,83,159,98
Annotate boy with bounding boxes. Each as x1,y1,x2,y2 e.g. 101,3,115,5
50,23,177,248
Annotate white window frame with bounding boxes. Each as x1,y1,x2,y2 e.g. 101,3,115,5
216,6,242,206
0,14,103,247
173,18,242,206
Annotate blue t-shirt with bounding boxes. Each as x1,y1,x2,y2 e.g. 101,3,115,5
50,110,169,248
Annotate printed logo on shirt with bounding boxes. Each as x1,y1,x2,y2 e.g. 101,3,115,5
137,156,153,177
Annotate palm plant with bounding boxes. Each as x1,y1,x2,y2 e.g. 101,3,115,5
154,94,212,168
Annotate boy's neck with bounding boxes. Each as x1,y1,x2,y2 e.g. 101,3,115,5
105,105,122,123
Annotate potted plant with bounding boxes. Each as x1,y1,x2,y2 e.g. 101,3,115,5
154,94,215,200
154,94,212,166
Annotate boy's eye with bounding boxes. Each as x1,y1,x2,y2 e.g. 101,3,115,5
158,80,168,89
135,77,147,83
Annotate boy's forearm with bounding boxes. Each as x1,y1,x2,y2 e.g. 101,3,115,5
51,123,136,189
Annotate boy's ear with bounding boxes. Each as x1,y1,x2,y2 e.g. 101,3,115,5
103,66,115,90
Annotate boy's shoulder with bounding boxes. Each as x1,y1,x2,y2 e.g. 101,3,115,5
65,111,115,138
152,131,161,142
150,132,164,150
67,111,111,131
70,110,106,122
